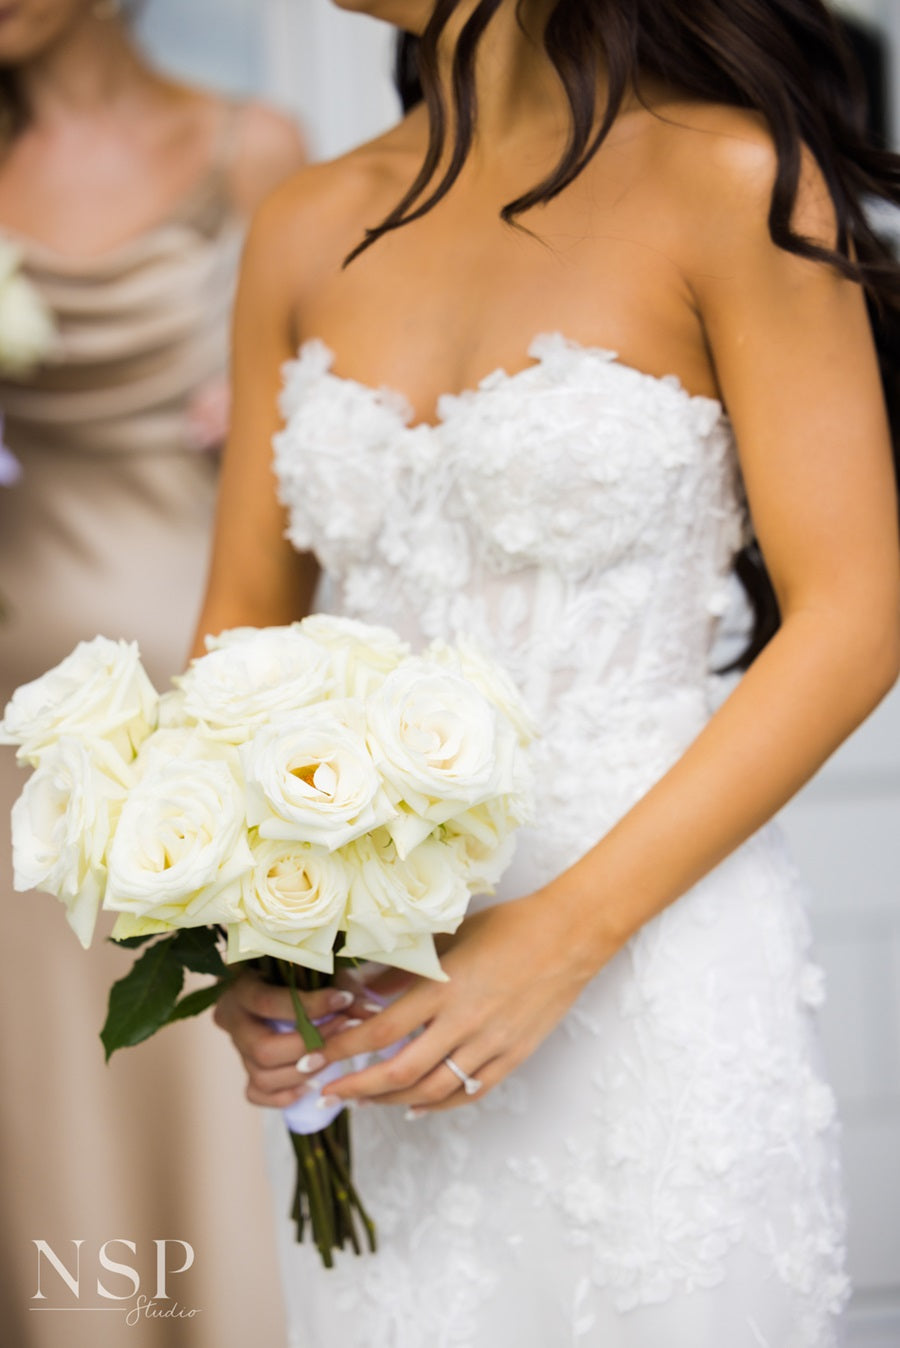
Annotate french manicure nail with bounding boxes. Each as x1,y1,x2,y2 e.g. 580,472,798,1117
362,1000,384,1014
342,1018,363,1029
297,1052,326,1073
328,990,354,1011
404,1107,426,1122
315,1094,341,1110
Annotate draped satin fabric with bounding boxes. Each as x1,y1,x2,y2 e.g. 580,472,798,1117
0,113,286,1348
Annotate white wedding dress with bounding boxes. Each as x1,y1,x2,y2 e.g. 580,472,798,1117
266,332,848,1348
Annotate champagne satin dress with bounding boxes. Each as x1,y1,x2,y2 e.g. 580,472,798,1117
0,107,286,1348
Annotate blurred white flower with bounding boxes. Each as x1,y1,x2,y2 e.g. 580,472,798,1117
0,240,56,376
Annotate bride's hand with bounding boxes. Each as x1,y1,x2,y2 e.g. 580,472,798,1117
212,972,379,1110
311,888,617,1115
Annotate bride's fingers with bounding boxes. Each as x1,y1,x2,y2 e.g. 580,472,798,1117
225,971,366,1025
350,964,417,1002
246,1078,312,1110
214,984,368,1082
325,1019,500,1106
242,1055,332,1098
353,1038,501,1110
409,1050,515,1114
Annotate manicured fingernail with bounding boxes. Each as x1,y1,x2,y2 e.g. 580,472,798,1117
297,1052,326,1073
342,1018,363,1029
404,1107,426,1122
328,990,354,1011
362,1000,384,1013
316,1094,341,1110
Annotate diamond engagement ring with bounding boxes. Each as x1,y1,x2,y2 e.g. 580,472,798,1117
442,1055,483,1096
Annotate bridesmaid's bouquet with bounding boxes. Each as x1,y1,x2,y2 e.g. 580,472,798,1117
0,240,57,610
0,618,535,1267
0,239,56,377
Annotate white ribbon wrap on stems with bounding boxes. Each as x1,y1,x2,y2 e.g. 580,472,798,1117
269,990,407,1135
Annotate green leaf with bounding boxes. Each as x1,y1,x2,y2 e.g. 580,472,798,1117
167,979,232,1024
101,938,184,1061
170,926,227,977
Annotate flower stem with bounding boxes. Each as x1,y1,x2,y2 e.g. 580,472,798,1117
322,1124,377,1254
277,959,325,1052
291,1130,335,1268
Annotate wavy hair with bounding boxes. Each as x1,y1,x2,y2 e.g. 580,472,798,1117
376,1,900,666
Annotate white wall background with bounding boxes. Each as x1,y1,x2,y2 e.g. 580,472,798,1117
137,0,399,159
137,2,900,1342
804,7,900,1345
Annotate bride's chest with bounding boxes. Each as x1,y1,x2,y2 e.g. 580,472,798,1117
272,335,735,577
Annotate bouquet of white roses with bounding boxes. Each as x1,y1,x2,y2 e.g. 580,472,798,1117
0,617,535,1266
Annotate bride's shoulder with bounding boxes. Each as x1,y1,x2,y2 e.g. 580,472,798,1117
240,111,427,298
628,98,837,267
622,97,840,284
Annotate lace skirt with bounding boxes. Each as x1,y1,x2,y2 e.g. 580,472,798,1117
264,822,848,1348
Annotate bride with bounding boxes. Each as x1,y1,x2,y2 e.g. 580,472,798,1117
199,1,900,1344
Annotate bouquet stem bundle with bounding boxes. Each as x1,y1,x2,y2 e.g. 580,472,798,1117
270,958,377,1265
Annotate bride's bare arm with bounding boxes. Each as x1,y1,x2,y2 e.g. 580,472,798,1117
294,122,900,1115
189,192,320,660
558,129,900,956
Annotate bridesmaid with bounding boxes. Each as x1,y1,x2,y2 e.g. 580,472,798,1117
0,3,306,1346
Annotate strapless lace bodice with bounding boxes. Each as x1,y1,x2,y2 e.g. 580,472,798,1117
274,332,748,881
267,332,846,1348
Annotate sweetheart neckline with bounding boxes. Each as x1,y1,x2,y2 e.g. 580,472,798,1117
292,332,727,434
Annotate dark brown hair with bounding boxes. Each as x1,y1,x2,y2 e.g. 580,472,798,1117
0,71,24,141
376,0,900,666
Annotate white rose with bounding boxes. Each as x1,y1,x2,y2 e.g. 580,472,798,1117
10,737,127,948
156,688,189,729
0,636,158,766
341,832,471,979
129,725,219,779
227,837,349,972
441,795,529,893
0,242,18,286
298,614,410,698
104,753,252,927
366,661,518,857
425,635,538,745
176,626,331,743
0,242,56,376
242,701,394,851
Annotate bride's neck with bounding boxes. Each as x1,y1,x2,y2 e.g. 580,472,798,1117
434,0,594,156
